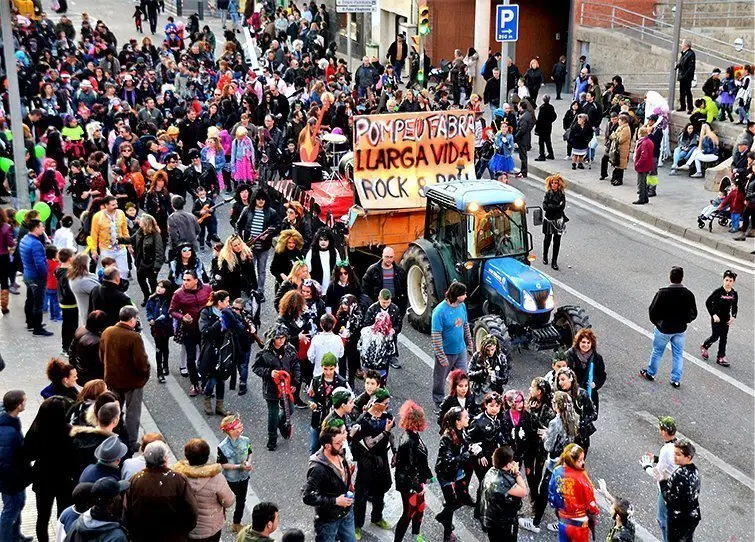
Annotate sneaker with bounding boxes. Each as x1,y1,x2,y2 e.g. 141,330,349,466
267,440,277,451
639,369,655,381
518,517,540,533
188,385,199,397
59,349,68,357
390,360,402,369
238,385,248,396
670,381,681,388
33,328,54,336
158,375,166,383
563,155,570,160
372,519,391,529
691,172,703,178
572,163,576,170
546,522,559,532
9,285,20,295
415,535,427,542
700,345,709,360
180,369,189,377
716,357,730,367
534,156,546,162
355,528,362,540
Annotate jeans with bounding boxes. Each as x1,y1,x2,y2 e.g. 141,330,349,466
254,248,270,294
314,508,357,542
219,8,228,28
227,478,248,524
154,335,170,377
646,328,685,383
24,277,46,330
204,375,226,400
730,213,741,231
0,491,25,542
309,426,320,455
703,319,730,359
672,146,695,167
657,488,668,542
685,149,719,173
199,215,218,246
393,61,404,81
432,351,468,406
184,335,200,386
44,288,62,320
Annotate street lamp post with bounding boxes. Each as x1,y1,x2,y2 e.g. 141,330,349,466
667,0,683,110
0,0,31,208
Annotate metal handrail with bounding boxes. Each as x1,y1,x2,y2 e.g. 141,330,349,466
579,2,755,66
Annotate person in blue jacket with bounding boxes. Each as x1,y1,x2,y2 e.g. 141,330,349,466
19,219,53,336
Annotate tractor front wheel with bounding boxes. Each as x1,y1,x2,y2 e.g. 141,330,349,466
473,315,512,359
552,305,591,348
402,245,440,333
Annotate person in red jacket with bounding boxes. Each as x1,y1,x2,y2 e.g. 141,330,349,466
633,126,655,205
717,180,745,233
548,443,599,542
169,269,213,396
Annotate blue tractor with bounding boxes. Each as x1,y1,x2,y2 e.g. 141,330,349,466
400,180,590,353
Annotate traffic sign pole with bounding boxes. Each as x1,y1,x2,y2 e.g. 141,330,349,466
497,0,512,109
347,12,352,73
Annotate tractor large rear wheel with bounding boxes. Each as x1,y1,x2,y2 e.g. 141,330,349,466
552,305,591,348
473,315,512,359
402,245,440,333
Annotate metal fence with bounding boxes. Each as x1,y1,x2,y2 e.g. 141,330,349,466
653,0,754,28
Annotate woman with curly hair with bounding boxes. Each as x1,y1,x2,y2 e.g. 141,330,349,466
273,260,309,311
134,213,165,304
325,261,362,314
565,328,607,414
394,400,433,542
40,358,79,405
214,235,258,300
334,294,363,386
556,367,597,454
276,290,309,405
437,369,478,427
468,335,510,404
542,174,567,271
269,229,304,292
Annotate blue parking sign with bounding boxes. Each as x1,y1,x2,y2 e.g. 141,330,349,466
496,4,519,42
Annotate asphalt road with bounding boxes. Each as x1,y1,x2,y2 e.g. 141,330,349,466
126,170,753,542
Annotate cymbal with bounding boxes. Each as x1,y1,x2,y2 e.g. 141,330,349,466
321,133,348,144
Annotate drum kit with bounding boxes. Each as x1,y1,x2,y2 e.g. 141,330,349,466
320,131,350,173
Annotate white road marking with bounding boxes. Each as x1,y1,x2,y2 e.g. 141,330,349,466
543,272,755,398
518,175,755,274
636,411,754,491
140,333,262,518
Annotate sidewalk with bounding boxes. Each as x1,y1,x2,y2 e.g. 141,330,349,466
0,307,177,540
519,84,755,261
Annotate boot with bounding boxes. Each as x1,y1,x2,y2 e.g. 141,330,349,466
203,396,213,415
647,185,657,197
0,290,9,315
734,231,747,241
747,229,755,238
215,399,230,416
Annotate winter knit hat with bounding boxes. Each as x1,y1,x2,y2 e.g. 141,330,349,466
321,352,338,367
331,387,354,409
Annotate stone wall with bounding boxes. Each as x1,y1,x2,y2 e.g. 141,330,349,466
654,1,755,29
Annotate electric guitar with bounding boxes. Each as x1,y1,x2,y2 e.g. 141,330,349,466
197,196,234,224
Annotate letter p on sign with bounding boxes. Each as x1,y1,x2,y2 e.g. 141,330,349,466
495,4,519,42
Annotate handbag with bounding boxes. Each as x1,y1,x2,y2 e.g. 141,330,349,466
562,128,571,142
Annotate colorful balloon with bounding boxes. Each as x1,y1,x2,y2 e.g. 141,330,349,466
34,145,46,159
15,209,28,225
33,201,51,222
0,156,12,173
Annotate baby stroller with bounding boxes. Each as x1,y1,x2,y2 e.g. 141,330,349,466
697,201,730,232
697,177,732,232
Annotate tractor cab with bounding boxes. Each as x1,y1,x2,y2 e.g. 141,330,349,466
401,179,589,356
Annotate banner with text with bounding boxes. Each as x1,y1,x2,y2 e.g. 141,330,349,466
353,110,476,210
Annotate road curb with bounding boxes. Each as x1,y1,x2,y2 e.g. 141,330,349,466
527,163,755,261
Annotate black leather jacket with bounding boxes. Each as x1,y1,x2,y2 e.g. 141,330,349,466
395,431,433,493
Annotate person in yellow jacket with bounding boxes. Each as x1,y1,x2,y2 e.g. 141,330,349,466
90,195,130,277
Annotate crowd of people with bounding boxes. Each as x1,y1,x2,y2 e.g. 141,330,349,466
0,1,747,542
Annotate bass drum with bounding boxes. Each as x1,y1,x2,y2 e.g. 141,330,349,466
338,152,354,180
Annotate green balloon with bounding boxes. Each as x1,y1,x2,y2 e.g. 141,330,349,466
34,145,46,159
15,209,28,225
0,156,12,173
33,201,51,222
